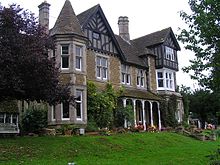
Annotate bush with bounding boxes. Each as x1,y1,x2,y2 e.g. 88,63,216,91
86,121,99,132
21,107,47,133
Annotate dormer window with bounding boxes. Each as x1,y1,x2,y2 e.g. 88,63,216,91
165,46,174,61
121,64,131,85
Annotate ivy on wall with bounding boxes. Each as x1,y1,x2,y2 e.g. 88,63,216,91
160,94,178,127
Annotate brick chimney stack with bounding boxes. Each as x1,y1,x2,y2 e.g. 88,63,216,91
118,16,130,43
38,1,50,33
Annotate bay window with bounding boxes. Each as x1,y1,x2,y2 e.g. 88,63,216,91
61,45,69,69
75,45,83,71
76,90,83,120
156,69,175,91
61,102,69,120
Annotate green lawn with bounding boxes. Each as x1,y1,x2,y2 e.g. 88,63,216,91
0,132,219,165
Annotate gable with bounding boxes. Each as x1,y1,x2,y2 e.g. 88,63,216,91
164,33,180,51
77,5,125,60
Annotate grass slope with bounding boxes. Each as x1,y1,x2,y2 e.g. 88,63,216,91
0,132,219,165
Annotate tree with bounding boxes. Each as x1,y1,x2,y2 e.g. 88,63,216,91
0,4,74,104
188,89,220,126
178,0,220,92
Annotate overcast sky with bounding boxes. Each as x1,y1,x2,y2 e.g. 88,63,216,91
1,0,197,89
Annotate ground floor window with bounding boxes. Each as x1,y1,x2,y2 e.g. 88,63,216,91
51,105,56,121
61,102,69,120
76,90,83,120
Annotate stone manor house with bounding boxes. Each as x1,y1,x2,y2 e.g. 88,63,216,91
20,0,184,132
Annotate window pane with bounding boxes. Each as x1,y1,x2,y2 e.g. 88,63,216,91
97,67,101,77
121,64,126,72
137,77,140,86
76,46,82,56
126,74,130,84
76,103,81,118
12,114,17,124
122,73,125,83
141,77,144,86
62,45,69,54
102,58,107,67
76,57,81,70
157,72,163,78
96,57,101,65
62,56,69,68
76,90,82,119
103,68,107,79
158,79,164,87
62,102,69,118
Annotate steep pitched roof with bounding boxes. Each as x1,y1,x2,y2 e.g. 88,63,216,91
77,4,100,27
115,35,148,67
50,0,84,36
132,27,181,54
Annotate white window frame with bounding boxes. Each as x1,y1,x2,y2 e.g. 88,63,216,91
96,55,108,81
61,45,70,70
76,90,83,121
137,69,145,88
165,46,174,61
61,102,70,120
121,64,131,85
51,105,56,121
156,69,175,91
75,45,83,71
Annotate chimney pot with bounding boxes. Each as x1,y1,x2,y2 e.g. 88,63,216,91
118,16,130,43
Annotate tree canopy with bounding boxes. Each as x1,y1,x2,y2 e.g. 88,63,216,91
178,0,220,92
0,4,74,105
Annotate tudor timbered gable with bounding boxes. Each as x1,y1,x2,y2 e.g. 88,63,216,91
77,6,124,59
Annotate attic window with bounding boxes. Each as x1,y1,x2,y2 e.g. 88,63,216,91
93,32,100,39
165,46,174,61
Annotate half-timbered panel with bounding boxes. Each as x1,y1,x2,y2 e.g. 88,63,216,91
83,11,119,55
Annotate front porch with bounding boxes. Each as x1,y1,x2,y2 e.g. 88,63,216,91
120,98,161,131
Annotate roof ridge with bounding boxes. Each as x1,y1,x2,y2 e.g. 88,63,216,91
132,27,171,41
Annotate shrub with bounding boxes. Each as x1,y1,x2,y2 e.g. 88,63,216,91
86,121,99,132
21,107,47,133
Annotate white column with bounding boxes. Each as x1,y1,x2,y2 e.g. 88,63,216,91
150,102,153,127
133,99,137,126
157,102,161,131
142,100,146,131
123,98,127,128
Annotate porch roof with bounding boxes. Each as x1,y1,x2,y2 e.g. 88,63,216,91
121,89,163,101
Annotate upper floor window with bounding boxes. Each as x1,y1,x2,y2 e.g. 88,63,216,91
156,70,175,91
61,45,69,69
76,90,83,120
165,46,174,61
75,45,83,71
96,56,108,80
121,64,131,85
137,69,145,87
